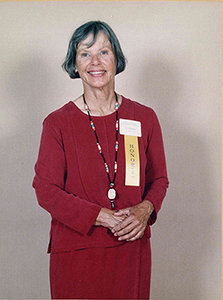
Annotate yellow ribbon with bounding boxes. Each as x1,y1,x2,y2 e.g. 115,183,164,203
124,135,140,186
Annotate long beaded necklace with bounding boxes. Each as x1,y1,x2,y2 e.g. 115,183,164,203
83,92,119,209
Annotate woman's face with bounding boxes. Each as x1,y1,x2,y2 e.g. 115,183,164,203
75,32,117,91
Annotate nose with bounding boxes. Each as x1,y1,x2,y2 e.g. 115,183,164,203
91,54,100,65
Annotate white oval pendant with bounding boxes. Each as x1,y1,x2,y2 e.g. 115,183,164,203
108,188,116,200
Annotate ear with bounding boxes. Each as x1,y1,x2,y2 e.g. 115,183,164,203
74,66,78,73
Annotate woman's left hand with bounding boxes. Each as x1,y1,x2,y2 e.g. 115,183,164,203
111,200,154,241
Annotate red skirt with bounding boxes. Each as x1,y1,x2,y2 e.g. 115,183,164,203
50,236,151,299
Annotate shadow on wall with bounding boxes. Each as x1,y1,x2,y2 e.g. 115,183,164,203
138,59,219,299
1,53,54,299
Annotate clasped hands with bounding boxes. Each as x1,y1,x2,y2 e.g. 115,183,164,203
95,201,154,242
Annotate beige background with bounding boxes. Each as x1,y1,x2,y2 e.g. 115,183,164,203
0,1,222,299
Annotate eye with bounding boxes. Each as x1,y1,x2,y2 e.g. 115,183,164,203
81,52,89,57
101,50,108,55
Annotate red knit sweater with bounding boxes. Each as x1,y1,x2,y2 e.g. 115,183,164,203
33,96,169,253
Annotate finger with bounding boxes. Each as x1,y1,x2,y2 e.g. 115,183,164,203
126,230,144,242
117,225,143,241
114,220,143,238
111,215,135,233
117,216,127,222
111,216,126,227
113,208,130,216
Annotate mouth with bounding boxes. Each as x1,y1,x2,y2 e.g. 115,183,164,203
88,71,106,75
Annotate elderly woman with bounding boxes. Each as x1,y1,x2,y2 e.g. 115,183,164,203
33,20,168,299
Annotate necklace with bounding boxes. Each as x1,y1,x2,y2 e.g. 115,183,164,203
83,92,119,209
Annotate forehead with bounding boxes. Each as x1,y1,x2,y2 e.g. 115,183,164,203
77,32,111,50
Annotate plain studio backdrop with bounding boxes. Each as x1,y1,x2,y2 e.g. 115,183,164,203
0,2,222,299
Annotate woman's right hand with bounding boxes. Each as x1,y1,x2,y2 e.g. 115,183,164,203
94,207,127,230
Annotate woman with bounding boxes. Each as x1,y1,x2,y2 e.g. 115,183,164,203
33,20,169,299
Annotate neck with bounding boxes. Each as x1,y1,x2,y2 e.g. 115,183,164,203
83,89,118,116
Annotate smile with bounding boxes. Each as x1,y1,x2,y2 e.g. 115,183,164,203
88,71,106,75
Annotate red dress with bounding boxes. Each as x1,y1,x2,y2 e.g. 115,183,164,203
33,96,168,299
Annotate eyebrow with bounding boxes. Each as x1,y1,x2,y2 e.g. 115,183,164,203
81,42,90,46
77,43,90,50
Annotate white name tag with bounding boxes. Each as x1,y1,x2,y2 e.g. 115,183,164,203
119,119,142,137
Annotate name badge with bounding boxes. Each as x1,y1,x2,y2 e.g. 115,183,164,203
119,119,142,137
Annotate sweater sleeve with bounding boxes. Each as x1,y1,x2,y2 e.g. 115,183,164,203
32,116,102,235
143,110,169,225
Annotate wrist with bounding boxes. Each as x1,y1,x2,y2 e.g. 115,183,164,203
142,200,154,214
95,207,111,227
